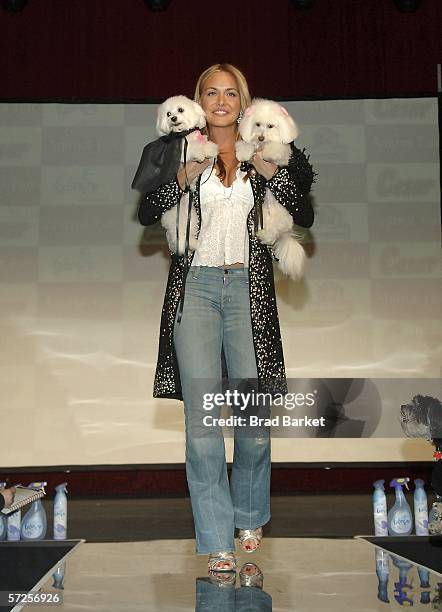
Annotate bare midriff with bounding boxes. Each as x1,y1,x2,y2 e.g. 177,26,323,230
219,262,244,269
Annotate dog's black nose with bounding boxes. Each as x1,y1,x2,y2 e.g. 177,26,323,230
171,116,177,122
258,135,265,142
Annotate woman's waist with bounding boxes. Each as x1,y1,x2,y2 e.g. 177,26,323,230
189,264,248,276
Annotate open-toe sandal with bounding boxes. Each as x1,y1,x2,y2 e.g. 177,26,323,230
238,527,263,553
208,551,237,573
208,571,237,587
239,562,263,589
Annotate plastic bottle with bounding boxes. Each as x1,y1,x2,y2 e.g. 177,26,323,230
53,482,68,540
392,555,414,606
20,482,47,541
375,548,390,603
418,565,430,589
0,483,7,540
388,477,413,536
52,560,66,590
414,478,429,535
373,479,388,536
428,494,442,534
7,510,21,541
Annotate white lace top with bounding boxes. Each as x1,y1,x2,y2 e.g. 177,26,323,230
191,165,254,267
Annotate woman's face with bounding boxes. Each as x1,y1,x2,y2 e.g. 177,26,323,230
200,71,241,129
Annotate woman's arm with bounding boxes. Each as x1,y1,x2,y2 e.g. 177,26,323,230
137,159,212,226
266,146,316,229
137,179,182,226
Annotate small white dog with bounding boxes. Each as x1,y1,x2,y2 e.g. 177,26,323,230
161,192,199,255
157,95,217,255
236,99,306,281
156,95,218,163
236,98,298,165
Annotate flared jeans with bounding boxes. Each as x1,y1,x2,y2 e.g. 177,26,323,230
173,266,271,554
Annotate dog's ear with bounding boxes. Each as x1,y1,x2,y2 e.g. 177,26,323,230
277,106,298,143
191,100,207,130
156,102,169,135
238,108,254,142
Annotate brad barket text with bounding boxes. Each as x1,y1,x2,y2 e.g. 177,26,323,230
202,415,326,428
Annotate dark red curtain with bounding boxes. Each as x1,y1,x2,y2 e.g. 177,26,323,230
0,0,441,100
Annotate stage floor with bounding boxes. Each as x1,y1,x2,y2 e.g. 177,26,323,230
34,537,441,611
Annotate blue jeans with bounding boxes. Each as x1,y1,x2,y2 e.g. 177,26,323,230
173,266,271,554
196,578,272,611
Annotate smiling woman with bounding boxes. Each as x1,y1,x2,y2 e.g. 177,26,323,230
193,65,256,188
138,62,315,574
200,72,241,128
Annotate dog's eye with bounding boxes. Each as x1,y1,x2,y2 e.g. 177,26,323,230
166,111,171,117
255,122,260,127
178,108,184,113
267,124,274,129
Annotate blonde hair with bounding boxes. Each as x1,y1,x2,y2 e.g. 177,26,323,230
194,63,252,118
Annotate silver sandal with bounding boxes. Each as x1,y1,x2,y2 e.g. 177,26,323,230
208,551,237,573
238,527,263,553
239,562,263,589
208,571,237,587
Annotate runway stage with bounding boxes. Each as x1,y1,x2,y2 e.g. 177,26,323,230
10,537,441,611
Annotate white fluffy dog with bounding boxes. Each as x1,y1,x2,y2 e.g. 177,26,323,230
161,192,199,255
236,99,306,281
156,95,218,162
157,95,217,254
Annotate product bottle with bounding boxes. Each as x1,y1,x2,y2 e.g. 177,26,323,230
418,565,430,589
373,479,388,536
375,548,390,603
20,482,47,541
392,555,414,606
52,560,66,590
0,483,7,540
428,494,442,534
53,482,68,540
387,477,413,536
414,479,429,535
7,510,21,541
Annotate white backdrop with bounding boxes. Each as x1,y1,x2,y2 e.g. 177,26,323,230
0,98,440,467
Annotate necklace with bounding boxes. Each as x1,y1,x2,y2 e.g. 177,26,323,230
223,180,234,200
222,162,241,199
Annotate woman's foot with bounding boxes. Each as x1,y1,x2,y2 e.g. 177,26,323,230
239,562,263,589
208,571,237,587
238,527,263,553
208,551,236,573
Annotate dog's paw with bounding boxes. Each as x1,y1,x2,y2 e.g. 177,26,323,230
261,142,290,166
204,141,219,159
235,140,255,162
186,142,208,163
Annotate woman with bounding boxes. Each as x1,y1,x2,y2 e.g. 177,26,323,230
138,63,315,573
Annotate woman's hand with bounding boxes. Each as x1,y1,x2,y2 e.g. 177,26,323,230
251,151,278,181
0,486,16,508
177,159,212,191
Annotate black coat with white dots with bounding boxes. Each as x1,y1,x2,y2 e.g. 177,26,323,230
138,145,316,400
